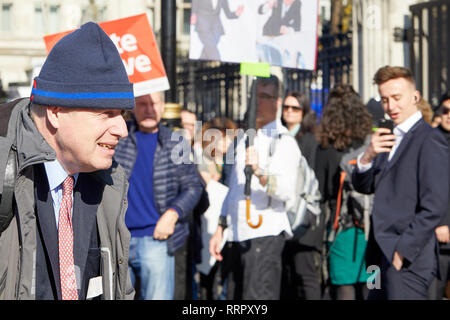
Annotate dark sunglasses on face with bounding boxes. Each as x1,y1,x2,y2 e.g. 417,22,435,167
283,105,302,111
442,108,450,115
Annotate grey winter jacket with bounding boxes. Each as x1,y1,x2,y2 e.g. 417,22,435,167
0,99,134,300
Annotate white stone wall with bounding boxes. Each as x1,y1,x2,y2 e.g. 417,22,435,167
352,0,426,102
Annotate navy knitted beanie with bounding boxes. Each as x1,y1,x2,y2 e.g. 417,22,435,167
31,22,134,110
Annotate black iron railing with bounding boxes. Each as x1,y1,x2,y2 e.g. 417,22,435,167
177,31,352,123
410,0,450,108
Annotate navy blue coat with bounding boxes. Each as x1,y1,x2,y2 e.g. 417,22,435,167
259,0,302,37
352,119,449,278
35,164,102,300
115,122,203,255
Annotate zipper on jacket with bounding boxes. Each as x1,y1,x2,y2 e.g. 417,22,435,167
15,206,23,299
0,269,7,295
114,184,127,299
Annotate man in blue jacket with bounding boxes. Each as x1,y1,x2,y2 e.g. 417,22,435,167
115,91,203,300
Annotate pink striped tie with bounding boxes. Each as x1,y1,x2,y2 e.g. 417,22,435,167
58,176,78,300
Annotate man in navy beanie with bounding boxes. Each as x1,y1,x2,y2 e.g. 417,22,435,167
0,22,135,300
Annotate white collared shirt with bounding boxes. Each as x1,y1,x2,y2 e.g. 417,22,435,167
357,111,423,172
44,160,79,229
221,119,301,242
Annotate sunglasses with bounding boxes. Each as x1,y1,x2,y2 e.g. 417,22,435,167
442,108,450,115
283,105,302,111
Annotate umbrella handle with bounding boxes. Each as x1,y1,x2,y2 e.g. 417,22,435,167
246,198,263,229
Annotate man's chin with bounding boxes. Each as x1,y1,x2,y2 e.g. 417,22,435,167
90,157,113,172
138,121,158,133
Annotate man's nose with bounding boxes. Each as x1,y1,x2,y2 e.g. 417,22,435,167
112,114,128,138
145,103,156,114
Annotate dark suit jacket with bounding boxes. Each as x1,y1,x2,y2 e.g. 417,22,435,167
352,119,449,278
437,125,450,251
192,0,238,36
34,164,103,300
259,0,302,37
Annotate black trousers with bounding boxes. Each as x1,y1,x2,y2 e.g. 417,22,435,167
197,31,221,60
428,251,450,300
226,234,285,300
174,241,191,300
281,241,322,300
368,255,434,300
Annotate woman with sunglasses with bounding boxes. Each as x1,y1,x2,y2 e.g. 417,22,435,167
281,92,318,167
280,91,324,300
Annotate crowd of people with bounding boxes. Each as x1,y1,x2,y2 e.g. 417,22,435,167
0,21,449,301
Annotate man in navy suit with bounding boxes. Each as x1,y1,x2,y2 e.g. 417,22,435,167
258,0,301,37
352,66,449,300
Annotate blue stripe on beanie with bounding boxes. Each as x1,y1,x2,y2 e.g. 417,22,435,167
31,88,134,100
32,22,135,110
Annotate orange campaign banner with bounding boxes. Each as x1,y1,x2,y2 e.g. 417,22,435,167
43,13,170,97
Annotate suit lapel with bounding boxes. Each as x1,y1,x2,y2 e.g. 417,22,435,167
373,152,389,190
72,173,102,299
383,118,424,175
34,164,61,296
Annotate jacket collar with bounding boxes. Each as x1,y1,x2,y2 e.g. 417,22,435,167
382,118,424,174
15,100,56,173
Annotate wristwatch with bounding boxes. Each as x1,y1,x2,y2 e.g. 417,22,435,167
218,216,228,229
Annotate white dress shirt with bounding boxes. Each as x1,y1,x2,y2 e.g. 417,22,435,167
44,160,79,229
221,119,301,242
357,111,423,172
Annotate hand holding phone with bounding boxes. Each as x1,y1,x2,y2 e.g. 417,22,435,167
362,119,396,164
377,119,395,152
378,119,394,135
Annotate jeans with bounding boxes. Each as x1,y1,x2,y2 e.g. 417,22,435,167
128,236,174,300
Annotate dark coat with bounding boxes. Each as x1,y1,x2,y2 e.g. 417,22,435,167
352,119,449,278
437,125,450,251
192,0,238,36
115,121,204,255
295,132,323,250
259,0,302,37
34,165,102,300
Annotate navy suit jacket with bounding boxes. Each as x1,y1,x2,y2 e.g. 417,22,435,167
35,164,102,300
192,0,238,36
352,119,449,277
259,0,302,37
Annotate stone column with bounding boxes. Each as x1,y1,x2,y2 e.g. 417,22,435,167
352,0,423,102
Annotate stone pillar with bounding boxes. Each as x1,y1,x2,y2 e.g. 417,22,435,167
352,0,423,102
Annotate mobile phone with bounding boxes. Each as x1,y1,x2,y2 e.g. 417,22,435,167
378,119,394,135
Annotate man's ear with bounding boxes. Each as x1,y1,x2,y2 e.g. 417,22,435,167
46,106,62,130
414,90,421,104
